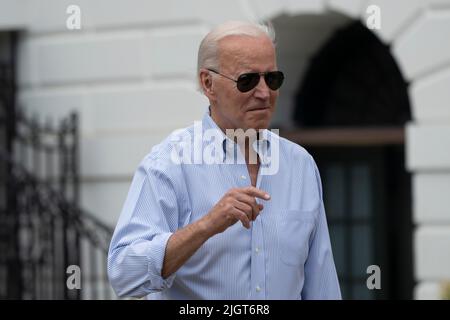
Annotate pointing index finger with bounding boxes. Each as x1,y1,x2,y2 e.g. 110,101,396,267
243,186,271,200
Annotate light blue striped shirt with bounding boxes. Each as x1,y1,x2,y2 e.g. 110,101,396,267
108,107,341,300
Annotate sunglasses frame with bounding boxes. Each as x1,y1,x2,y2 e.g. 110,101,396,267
207,68,284,93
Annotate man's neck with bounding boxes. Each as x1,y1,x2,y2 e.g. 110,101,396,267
209,105,261,166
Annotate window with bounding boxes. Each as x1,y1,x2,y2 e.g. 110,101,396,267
284,21,413,299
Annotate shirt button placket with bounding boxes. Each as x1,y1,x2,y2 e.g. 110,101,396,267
239,174,248,187
251,219,265,299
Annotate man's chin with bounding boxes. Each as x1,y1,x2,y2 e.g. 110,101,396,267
243,121,270,131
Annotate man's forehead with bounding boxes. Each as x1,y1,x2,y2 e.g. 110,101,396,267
219,35,273,53
218,35,276,70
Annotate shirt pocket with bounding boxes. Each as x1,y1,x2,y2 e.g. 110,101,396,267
278,209,316,267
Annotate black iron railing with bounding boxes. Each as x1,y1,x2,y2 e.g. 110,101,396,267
1,31,114,299
0,108,114,299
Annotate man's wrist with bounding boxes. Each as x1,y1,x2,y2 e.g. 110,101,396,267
196,215,216,240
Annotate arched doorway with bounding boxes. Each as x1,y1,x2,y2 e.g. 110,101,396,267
280,20,413,299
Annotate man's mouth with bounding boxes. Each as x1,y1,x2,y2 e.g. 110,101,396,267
247,106,270,112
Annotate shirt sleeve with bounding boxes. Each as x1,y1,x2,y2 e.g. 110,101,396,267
301,157,342,300
107,157,185,298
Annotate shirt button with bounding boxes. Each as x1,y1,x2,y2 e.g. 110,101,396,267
240,175,246,180
255,247,260,253
256,285,261,292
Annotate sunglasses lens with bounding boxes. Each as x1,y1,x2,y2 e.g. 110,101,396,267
236,71,285,92
237,73,260,92
265,71,284,90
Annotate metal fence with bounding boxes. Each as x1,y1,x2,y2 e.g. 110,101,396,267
0,108,114,299
1,31,115,300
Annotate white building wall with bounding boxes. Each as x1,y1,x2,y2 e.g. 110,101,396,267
1,0,450,299
394,2,450,300
14,0,214,227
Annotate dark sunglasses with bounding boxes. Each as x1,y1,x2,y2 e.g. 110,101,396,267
207,68,284,93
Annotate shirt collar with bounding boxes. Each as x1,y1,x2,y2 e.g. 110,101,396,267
202,106,272,164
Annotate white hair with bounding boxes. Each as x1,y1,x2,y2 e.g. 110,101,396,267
197,21,276,91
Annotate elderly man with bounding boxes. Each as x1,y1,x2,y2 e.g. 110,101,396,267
108,21,341,300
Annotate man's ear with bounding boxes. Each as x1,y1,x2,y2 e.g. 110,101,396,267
199,69,214,97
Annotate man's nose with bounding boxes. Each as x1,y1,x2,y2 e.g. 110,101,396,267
253,75,270,100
